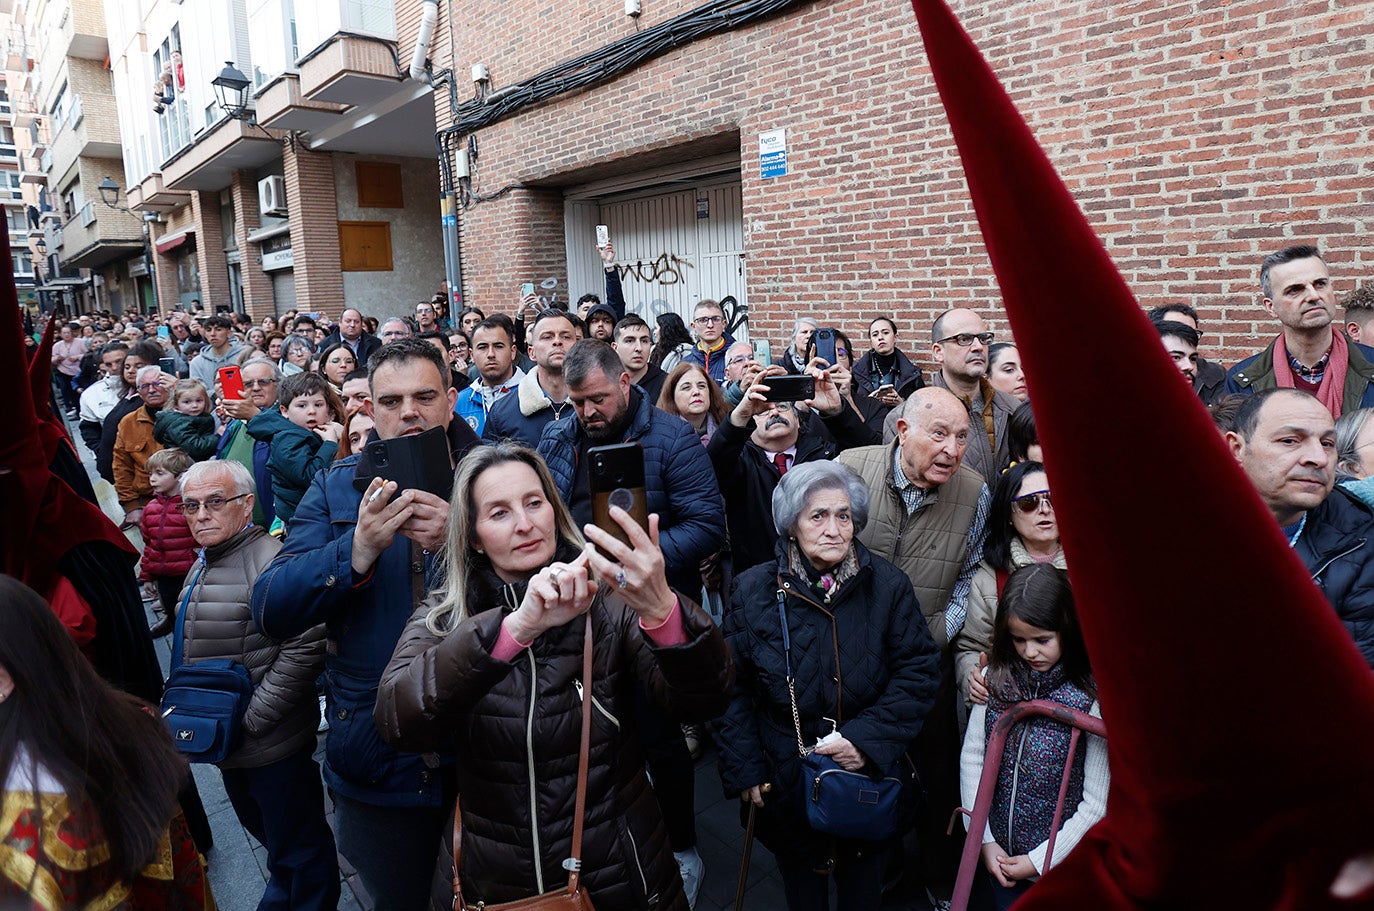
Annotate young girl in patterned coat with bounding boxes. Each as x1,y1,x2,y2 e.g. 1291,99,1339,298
960,563,1109,909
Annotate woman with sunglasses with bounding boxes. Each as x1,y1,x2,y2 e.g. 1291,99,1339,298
954,460,1065,706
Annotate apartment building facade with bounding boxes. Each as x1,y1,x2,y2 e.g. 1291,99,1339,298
107,0,447,321
429,0,1374,364
9,0,147,317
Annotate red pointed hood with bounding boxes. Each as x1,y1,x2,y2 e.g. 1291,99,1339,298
0,247,135,592
909,0,1374,906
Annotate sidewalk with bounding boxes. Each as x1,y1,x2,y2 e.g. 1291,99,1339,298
75,414,932,911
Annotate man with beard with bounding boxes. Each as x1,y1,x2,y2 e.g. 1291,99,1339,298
537,338,724,597
454,315,524,436
484,309,580,447
537,338,726,906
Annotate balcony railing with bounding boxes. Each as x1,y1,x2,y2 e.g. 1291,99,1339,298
66,94,82,129
79,201,94,227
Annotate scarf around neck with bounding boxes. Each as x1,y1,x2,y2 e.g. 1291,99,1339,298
1273,329,1348,418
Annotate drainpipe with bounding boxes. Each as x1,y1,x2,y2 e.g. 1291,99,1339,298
409,0,438,82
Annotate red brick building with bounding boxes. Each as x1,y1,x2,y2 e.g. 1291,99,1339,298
434,0,1373,366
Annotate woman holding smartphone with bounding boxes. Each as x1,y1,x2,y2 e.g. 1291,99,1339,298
374,443,731,911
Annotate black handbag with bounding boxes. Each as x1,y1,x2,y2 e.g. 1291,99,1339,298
160,564,255,764
776,586,904,840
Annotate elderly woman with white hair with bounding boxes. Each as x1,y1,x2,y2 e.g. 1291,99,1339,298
712,459,941,911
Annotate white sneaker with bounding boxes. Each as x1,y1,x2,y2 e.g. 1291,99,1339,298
317,694,330,733
674,847,703,909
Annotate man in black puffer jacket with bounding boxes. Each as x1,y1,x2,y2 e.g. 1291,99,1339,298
1228,388,1374,666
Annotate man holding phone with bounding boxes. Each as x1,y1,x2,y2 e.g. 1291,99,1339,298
252,338,481,910
538,339,726,904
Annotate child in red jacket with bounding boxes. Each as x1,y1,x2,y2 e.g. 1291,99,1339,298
140,448,198,637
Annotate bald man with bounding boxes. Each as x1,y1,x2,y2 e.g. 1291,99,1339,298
828,382,991,902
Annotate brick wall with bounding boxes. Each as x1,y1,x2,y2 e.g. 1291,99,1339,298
192,190,231,312
230,170,274,320
435,0,1374,368
284,143,344,314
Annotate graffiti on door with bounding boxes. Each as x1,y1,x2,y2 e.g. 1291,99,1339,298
615,253,695,286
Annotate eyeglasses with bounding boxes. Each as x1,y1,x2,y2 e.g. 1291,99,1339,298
725,355,750,367
178,493,249,515
694,315,724,326
1011,490,1052,514
242,378,277,389
835,348,849,359
937,332,994,347
415,306,435,314
136,382,164,392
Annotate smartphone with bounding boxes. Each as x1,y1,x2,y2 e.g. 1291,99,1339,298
157,325,170,339
521,282,535,298
751,339,771,366
159,356,177,375
588,442,649,550
595,224,609,248
352,426,454,499
762,374,815,403
870,383,896,399
218,365,244,400
813,328,837,367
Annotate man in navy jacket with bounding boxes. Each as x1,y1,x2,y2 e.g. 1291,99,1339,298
251,339,481,910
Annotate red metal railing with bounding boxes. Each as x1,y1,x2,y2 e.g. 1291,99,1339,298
950,699,1107,911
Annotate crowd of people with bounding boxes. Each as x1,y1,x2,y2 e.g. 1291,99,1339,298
5,241,1373,910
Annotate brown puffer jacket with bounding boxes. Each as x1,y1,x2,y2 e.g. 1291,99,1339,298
375,581,733,911
178,524,325,770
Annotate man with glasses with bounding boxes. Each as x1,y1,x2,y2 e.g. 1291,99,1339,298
721,341,759,406
707,365,844,572
684,299,733,383
916,308,1018,485
827,382,990,909
177,459,340,910
379,317,413,344
414,301,439,333
113,365,175,528
215,357,283,529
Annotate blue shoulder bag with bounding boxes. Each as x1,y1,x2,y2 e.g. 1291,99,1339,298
777,586,904,841
160,561,255,764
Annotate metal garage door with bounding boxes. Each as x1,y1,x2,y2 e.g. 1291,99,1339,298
566,175,748,341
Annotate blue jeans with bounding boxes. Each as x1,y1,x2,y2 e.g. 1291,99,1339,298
220,747,340,911
332,792,448,911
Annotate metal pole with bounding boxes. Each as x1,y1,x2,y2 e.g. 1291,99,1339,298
440,191,462,310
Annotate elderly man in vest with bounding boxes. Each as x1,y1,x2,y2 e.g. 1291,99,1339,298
177,459,338,910
821,380,990,909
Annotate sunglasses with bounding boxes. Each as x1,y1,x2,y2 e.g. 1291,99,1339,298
1012,490,1052,513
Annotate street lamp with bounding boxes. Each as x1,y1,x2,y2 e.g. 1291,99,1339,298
34,236,45,255
212,61,253,121
98,176,121,209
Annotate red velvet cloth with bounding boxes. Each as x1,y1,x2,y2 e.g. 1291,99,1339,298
0,248,136,611
908,0,1374,906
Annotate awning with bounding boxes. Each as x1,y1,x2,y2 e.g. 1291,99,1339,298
155,229,194,254
245,221,291,244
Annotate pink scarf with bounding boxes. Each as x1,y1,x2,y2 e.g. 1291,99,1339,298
1272,329,1348,418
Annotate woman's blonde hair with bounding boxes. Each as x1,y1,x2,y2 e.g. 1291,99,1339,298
426,442,584,636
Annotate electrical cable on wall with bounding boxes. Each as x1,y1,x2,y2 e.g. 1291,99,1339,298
441,0,806,137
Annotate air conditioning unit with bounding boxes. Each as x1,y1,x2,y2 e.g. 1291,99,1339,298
258,175,286,216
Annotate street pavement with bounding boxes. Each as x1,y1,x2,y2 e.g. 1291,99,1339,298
75,412,935,911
